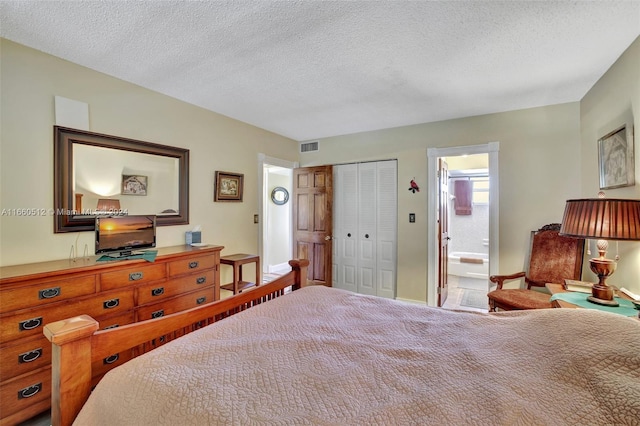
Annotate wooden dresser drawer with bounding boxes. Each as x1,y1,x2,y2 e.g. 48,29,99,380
168,254,216,277
137,287,215,321
0,366,51,420
98,311,135,330
100,263,166,291
0,275,96,314
0,335,50,382
91,348,135,382
0,288,134,342
137,270,215,306
88,312,137,386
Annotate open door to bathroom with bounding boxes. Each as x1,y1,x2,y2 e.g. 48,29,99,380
437,158,449,307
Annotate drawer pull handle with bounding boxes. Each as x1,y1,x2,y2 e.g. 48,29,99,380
104,324,119,330
196,276,206,284
19,348,43,364
103,298,120,309
18,383,41,399
19,317,42,331
151,310,164,318
129,272,143,281
189,261,199,269
196,296,206,305
103,354,119,365
39,287,61,299
151,287,165,296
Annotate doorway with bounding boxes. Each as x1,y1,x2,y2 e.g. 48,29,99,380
258,154,297,280
442,155,490,311
426,143,500,308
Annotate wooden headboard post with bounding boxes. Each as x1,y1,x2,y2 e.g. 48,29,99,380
290,258,309,289
44,315,99,426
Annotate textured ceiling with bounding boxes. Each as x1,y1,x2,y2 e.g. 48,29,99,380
1,1,639,141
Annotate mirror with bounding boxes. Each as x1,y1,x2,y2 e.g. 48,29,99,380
54,126,189,233
271,187,289,205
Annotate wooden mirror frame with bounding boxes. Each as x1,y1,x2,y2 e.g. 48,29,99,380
54,126,189,233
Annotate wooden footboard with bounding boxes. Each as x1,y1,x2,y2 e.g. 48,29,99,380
44,259,309,426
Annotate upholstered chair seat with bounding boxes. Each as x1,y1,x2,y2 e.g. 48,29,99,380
487,223,585,312
487,288,553,310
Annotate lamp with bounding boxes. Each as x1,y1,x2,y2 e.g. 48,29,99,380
96,198,121,214
559,196,640,306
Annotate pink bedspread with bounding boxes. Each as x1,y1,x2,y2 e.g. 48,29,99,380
75,286,640,425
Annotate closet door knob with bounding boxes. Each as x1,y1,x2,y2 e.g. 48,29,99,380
325,235,333,241
365,234,369,238
347,233,351,237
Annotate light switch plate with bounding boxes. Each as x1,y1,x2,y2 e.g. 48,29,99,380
409,213,415,223
254,214,259,224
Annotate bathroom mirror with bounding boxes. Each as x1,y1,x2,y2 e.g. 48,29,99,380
271,187,289,205
54,126,189,233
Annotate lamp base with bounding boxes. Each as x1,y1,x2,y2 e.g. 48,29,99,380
587,295,619,307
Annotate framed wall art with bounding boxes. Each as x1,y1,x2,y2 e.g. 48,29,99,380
214,171,244,202
122,175,148,196
598,124,635,190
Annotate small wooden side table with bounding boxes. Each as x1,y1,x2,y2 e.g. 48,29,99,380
220,253,260,294
546,283,639,319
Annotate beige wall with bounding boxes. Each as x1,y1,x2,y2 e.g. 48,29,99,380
0,39,298,270
300,103,583,302
580,36,640,291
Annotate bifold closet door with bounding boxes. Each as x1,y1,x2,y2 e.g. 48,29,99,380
374,160,397,299
333,161,396,298
333,164,358,293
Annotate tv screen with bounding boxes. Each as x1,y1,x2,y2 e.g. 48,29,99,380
95,215,156,257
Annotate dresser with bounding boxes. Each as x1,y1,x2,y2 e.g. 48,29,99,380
0,244,223,426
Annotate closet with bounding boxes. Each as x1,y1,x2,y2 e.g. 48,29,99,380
333,160,397,298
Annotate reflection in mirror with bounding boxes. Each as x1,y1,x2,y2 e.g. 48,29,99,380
74,145,180,215
271,187,289,205
54,126,189,233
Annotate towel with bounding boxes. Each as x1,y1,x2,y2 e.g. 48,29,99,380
454,180,472,215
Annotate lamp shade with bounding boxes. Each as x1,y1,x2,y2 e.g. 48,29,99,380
96,198,121,212
559,198,640,241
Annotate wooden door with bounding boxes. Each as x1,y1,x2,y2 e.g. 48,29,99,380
293,166,333,286
438,158,449,307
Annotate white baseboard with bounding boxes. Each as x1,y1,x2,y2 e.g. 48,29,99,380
394,297,427,305
268,262,290,274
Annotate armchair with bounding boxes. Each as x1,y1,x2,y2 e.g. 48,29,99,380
487,223,585,311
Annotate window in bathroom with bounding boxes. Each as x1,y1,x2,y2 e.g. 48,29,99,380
471,177,489,204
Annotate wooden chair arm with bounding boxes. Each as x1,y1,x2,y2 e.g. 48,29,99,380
489,271,525,289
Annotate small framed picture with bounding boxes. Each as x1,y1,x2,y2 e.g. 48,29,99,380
122,175,148,196
598,124,635,190
214,171,244,202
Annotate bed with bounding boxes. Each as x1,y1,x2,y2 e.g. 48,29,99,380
45,259,640,425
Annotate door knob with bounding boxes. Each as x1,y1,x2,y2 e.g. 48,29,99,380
325,236,333,240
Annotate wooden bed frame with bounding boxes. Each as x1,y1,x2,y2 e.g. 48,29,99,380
43,259,309,426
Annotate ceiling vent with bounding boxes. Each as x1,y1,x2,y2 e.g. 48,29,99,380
300,140,319,153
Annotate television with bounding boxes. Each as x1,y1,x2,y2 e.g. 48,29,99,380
95,215,156,258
